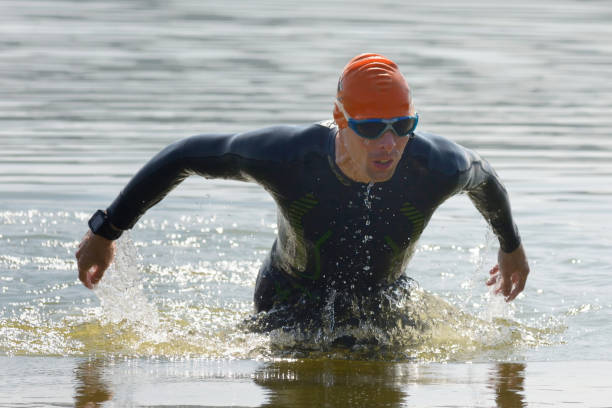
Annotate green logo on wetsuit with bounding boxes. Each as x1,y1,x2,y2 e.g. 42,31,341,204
400,202,425,239
288,193,319,232
286,193,333,282
384,202,425,265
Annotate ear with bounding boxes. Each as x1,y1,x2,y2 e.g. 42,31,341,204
333,104,348,129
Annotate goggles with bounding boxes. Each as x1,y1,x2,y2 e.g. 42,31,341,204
335,100,419,140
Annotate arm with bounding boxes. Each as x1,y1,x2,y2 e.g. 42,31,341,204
76,131,267,289
461,151,529,301
75,123,330,289
75,136,241,289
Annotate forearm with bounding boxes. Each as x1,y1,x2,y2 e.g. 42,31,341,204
468,176,521,253
106,134,246,230
459,149,521,253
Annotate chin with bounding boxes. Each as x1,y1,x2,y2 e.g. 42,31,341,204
368,170,395,183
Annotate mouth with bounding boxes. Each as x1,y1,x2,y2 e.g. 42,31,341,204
372,158,394,170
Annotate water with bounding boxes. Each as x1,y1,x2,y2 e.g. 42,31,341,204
1,0,612,406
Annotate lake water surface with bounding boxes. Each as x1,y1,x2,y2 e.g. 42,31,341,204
1,0,611,406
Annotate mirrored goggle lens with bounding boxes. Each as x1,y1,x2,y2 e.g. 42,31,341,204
352,117,417,139
390,118,417,136
352,121,388,139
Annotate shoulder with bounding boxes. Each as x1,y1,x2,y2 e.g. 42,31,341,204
406,131,477,176
228,121,335,162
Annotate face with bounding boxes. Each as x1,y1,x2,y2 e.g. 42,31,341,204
337,126,410,183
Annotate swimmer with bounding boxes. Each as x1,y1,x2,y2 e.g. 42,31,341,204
76,53,529,313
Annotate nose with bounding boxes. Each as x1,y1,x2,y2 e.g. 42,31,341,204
377,130,397,152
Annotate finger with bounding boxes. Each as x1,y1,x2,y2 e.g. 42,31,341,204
506,290,519,302
495,273,513,297
487,265,500,286
77,259,94,289
506,275,527,302
90,264,107,286
489,265,499,275
506,288,519,301
79,268,94,290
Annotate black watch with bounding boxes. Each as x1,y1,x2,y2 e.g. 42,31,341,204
88,210,123,240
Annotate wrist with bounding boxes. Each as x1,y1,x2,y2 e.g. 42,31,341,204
88,210,123,240
500,237,521,254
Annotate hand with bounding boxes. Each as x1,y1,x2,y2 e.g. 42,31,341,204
486,244,529,302
76,230,116,289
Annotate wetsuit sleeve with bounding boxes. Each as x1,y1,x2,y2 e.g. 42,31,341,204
106,133,264,230
459,149,521,253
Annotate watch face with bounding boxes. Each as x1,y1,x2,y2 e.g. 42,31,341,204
90,212,106,232
88,210,121,240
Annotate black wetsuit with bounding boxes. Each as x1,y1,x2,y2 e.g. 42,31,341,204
106,121,520,312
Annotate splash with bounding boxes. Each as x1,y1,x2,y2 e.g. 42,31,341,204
243,275,555,362
95,235,161,329
0,225,563,362
66,236,269,359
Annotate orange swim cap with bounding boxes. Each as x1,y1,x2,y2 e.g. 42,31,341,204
333,53,414,129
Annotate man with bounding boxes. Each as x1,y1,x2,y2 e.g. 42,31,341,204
77,53,529,315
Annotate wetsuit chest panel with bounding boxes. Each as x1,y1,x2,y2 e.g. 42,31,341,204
273,156,436,291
